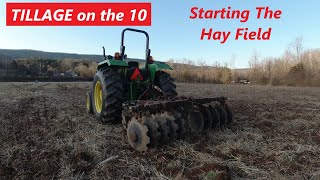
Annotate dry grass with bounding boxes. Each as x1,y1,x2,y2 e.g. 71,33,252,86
247,40,320,87
166,59,232,84
0,82,320,179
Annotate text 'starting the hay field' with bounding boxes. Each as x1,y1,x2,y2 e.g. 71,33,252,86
190,6,282,43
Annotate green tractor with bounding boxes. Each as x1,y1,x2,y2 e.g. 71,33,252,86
86,28,233,152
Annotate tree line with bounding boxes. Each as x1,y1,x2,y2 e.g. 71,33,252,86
1,37,319,87
246,37,320,87
0,58,97,81
166,59,232,84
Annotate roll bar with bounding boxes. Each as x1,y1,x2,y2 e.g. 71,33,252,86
120,28,151,69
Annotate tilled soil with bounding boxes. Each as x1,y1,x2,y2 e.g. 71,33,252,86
0,82,319,179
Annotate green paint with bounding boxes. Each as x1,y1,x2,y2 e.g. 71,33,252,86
97,60,172,100
125,80,151,100
98,59,128,69
146,63,173,81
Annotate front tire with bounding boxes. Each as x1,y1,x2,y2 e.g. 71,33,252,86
92,68,124,124
85,92,93,115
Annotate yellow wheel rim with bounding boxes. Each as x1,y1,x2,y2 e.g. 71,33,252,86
94,81,103,113
86,94,90,111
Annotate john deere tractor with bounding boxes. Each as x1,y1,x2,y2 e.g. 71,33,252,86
86,28,233,152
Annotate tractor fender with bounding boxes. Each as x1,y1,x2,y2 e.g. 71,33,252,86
98,59,128,69
148,63,173,81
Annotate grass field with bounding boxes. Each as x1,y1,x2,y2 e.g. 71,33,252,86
0,82,319,179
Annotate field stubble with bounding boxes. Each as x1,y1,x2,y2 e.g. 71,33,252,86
0,82,319,179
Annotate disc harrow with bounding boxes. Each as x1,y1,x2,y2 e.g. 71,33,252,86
123,96,233,152
126,118,150,152
144,115,161,147
173,111,187,139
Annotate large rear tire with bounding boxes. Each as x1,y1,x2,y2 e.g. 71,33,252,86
155,71,177,97
92,68,124,124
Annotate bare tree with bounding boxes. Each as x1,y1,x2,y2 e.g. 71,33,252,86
229,54,236,81
249,50,260,68
248,50,261,83
289,36,304,63
197,59,207,67
245,36,320,86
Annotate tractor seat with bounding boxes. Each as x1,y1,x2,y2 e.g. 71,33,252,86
128,61,139,68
